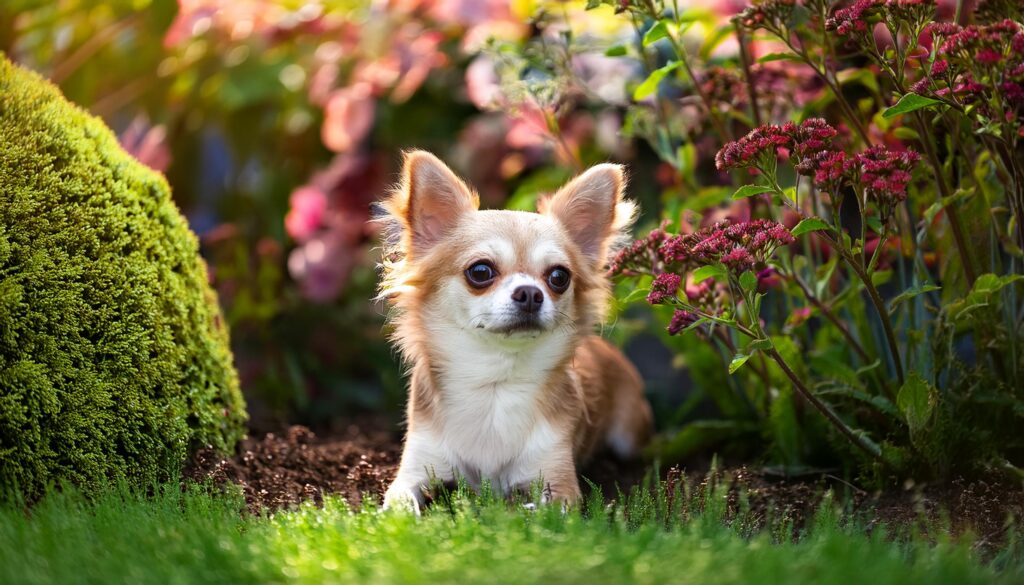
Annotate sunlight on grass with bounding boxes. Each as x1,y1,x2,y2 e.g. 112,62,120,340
1,483,1021,585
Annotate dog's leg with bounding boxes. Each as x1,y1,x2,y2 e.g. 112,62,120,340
510,442,581,508
605,388,653,459
383,430,452,514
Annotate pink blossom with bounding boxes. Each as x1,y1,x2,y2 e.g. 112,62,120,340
285,186,328,242
668,310,699,335
119,117,171,173
854,146,922,217
321,83,375,153
465,56,503,109
976,48,1003,65
288,231,356,302
825,0,882,37
647,272,681,305
715,123,794,171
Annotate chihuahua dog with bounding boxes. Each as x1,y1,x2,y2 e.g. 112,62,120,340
378,151,653,512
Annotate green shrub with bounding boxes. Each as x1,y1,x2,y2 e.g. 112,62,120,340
0,56,247,501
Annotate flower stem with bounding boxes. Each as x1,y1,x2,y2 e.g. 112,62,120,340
911,113,978,286
838,244,905,386
659,20,733,143
766,348,885,463
789,271,872,364
735,23,762,128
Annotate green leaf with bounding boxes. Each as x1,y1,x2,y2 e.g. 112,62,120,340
585,0,603,9
892,126,920,141
791,217,831,237
888,284,941,314
747,338,774,352
728,353,751,374
643,21,670,46
633,61,681,101
620,286,652,305
972,273,1023,294
757,52,802,63
897,371,935,434
865,216,883,234
604,44,627,57
882,93,943,119
816,381,899,419
739,270,758,292
731,184,770,200
692,264,726,283
871,270,892,286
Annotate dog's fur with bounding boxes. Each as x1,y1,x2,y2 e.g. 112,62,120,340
378,151,652,511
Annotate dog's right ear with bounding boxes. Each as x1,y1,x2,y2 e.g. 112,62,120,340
392,150,479,256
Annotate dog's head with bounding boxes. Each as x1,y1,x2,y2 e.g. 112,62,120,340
379,151,635,351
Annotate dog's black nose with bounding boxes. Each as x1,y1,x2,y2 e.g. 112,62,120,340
511,285,544,314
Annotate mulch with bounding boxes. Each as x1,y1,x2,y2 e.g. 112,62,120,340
185,424,1024,548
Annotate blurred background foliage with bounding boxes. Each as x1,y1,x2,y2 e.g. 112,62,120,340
0,0,687,429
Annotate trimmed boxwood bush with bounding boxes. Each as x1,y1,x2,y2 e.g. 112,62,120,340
0,56,247,500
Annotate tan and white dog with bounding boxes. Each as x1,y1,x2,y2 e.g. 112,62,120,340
378,151,653,511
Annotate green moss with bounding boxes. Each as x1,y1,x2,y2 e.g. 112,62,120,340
0,56,246,500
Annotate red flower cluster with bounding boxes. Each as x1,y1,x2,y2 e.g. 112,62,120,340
854,146,921,217
938,20,1020,59
667,310,700,335
735,0,797,34
664,220,795,274
715,124,793,171
647,272,681,305
790,117,839,160
800,150,852,192
608,224,668,276
825,0,881,37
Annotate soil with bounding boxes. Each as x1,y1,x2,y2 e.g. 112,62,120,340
185,424,1024,549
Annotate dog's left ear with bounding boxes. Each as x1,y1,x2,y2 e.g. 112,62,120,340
541,164,636,266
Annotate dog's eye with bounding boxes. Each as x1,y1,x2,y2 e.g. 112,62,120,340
546,267,571,293
465,261,497,288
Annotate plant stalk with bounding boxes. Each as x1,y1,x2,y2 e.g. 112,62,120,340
839,246,906,386
911,113,978,286
766,348,885,463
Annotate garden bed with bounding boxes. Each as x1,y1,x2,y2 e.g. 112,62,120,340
186,425,1024,549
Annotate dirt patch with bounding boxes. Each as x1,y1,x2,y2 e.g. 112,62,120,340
670,466,1024,551
185,424,401,513
186,425,1024,548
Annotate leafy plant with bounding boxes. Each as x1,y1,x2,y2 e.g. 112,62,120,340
590,0,1024,480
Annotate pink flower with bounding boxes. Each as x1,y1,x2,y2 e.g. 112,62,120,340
715,123,794,171
119,117,171,173
287,231,356,302
668,310,699,335
321,83,375,152
611,225,669,276
854,146,921,218
825,0,882,37
284,186,328,242
669,220,794,274
721,246,755,272
976,48,1003,65
757,267,782,291
647,272,681,305
787,307,813,328
465,56,503,109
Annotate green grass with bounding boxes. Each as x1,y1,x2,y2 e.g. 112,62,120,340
1,482,1021,585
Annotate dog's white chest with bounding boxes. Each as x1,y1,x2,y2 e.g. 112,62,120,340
433,340,563,489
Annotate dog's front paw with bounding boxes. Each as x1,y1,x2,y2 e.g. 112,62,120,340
382,484,424,515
